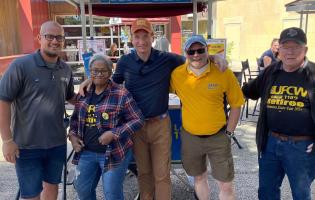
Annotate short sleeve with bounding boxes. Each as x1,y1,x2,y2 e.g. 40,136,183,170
225,69,245,108
0,60,24,102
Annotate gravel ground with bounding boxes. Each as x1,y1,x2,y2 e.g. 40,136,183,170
1,115,314,199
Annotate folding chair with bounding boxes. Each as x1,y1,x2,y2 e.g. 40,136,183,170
256,57,265,74
240,59,260,121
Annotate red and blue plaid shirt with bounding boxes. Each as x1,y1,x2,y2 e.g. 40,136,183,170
69,80,144,171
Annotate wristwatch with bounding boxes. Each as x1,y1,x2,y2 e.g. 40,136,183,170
225,130,235,138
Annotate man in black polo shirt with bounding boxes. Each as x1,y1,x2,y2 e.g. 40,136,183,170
243,27,315,200
0,21,76,200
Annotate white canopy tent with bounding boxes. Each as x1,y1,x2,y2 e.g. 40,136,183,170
285,0,315,34
48,0,216,51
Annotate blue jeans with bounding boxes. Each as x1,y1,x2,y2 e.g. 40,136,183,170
15,145,66,198
74,149,132,200
258,133,315,200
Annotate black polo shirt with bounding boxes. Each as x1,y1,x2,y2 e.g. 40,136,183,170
113,48,185,118
0,50,75,149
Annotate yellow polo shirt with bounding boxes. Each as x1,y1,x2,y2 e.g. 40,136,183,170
171,62,244,135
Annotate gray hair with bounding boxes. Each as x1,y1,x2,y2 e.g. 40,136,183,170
89,54,113,71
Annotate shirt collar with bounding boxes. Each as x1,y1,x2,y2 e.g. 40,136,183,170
87,79,113,97
186,62,211,77
34,49,64,69
133,48,156,63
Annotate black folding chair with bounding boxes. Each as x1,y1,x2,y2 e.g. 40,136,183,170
240,59,260,121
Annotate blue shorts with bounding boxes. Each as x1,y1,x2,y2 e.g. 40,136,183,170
15,144,66,198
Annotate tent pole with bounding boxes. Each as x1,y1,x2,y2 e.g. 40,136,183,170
207,0,213,39
299,12,303,29
88,0,94,39
80,0,87,52
193,0,198,34
305,13,308,35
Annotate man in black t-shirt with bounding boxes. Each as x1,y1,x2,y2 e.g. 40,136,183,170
243,27,315,200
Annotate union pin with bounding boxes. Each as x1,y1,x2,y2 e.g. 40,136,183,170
102,112,109,120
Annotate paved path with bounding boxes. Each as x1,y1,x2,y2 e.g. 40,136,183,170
1,119,314,199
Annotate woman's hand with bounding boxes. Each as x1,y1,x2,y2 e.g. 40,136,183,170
98,131,114,145
69,135,84,152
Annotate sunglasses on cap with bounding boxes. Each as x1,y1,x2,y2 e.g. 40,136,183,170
186,48,206,56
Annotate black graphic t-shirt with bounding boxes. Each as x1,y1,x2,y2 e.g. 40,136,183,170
267,68,315,136
84,91,107,153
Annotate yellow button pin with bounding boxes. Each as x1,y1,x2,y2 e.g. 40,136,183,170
102,112,109,120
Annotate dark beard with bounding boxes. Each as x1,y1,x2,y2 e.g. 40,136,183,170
43,49,59,58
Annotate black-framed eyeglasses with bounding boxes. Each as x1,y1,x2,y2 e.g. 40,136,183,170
91,70,111,76
42,34,65,42
186,48,206,56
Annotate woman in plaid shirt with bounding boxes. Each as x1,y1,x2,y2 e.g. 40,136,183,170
68,54,144,200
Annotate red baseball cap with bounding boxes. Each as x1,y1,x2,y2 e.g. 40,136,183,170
131,18,153,34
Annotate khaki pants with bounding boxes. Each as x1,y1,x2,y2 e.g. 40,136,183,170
132,116,172,200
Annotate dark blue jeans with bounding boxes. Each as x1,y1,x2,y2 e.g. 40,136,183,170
258,133,315,200
73,149,132,200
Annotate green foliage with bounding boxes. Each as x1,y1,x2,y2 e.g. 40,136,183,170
64,16,81,25
226,41,234,63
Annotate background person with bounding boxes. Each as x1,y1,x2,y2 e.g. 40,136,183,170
107,43,119,57
154,34,170,52
0,21,75,200
258,38,279,68
242,27,315,200
171,35,244,200
68,54,144,200
107,43,120,64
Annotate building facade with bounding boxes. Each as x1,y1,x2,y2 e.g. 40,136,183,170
181,0,314,67
213,0,315,65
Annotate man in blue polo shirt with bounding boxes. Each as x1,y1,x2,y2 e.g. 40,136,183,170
113,19,184,200
0,21,76,200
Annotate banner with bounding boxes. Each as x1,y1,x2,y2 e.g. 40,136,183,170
82,52,93,79
77,39,106,62
207,38,227,59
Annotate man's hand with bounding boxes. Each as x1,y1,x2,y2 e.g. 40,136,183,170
78,79,92,97
98,131,115,145
2,141,19,163
69,135,84,152
210,55,228,72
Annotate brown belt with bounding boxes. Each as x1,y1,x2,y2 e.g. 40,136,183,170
145,112,168,123
271,131,315,142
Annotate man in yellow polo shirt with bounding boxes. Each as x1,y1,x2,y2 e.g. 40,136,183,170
171,35,244,200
